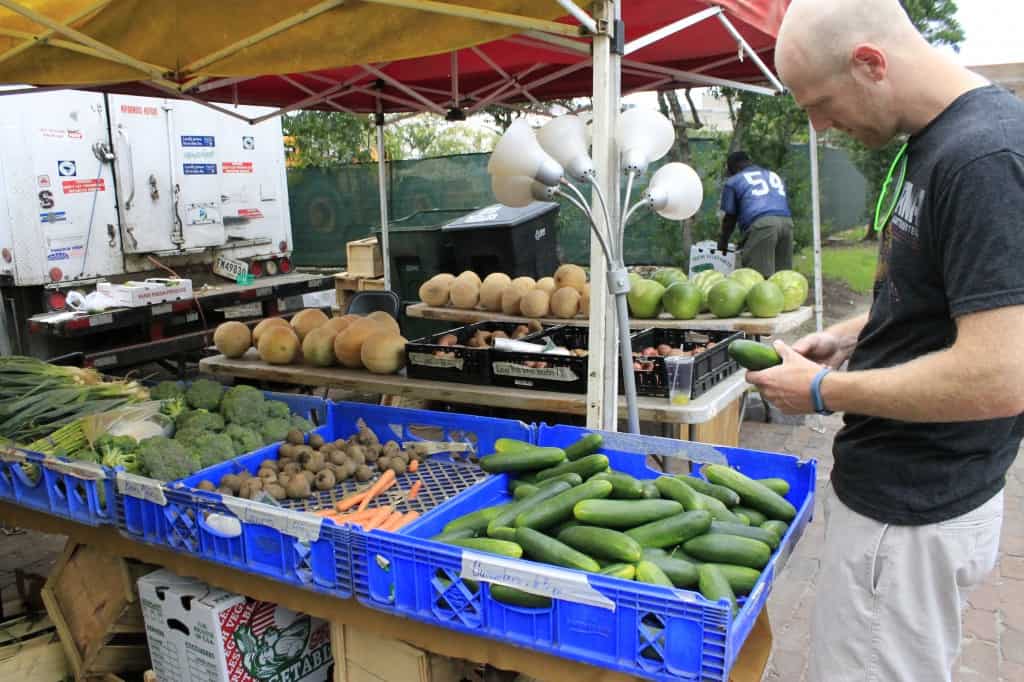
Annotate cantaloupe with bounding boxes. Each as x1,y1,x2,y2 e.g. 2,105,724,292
450,279,480,309
321,316,354,336
554,264,587,293
302,327,337,367
258,326,300,364
290,308,329,341
550,287,581,318
520,289,551,318
511,276,536,291
482,272,512,289
419,276,450,307
433,273,456,287
252,317,291,345
479,279,508,311
333,318,382,368
535,277,556,294
501,286,525,315
456,270,482,288
213,321,252,358
581,283,591,317
367,310,401,334
361,331,408,374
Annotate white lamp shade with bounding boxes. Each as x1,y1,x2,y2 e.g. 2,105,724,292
537,115,594,181
491,175,550,207
617,108,675,173
645,162,704,220
487,119,563,186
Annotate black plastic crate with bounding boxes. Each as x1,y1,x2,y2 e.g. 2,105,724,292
490,325,590,393
405,321,541,385
629,328,744,399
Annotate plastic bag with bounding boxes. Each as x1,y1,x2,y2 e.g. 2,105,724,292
66,289,118,314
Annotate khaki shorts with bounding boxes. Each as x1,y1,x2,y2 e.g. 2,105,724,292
809,484,1003,682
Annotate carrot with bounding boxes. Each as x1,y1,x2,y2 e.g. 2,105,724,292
335,490,368,513
393,510,420,530
336,508,377,522
362,506,394,530
407,459,419,473
312,509,340,518
357,469,397,512
407,479,423,501
379,511,407,532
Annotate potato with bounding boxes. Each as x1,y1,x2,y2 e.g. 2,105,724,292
259,459,279,472
286,429,305,445
314,469,336,491
377,457,392,472
304,452,327,473
285,476,312,499
355,465,374,482
220,474,242,493
198,480,216,492
265,483,287,500
389,459,407,475
329,450,349,466
309,434,325,450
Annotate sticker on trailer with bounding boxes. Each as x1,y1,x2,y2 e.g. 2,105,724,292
67,129,83,139
181,135,215,147
38,190,54,209
57,160,77,177
38,175,51,188
222,161,253,174
237,208,263,219
40,128,65,139
40,211,67,224
242,136,255,150
62,179,105,194
183,149,215,160
183,163,217,175
47,243,82,261
188,205,219,225
120,104,159,116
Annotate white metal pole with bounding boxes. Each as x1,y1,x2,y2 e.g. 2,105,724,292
809,122,824,332
376,96,392,291
585,0,621,430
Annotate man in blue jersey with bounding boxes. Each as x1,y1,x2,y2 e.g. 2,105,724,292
717,151,794,278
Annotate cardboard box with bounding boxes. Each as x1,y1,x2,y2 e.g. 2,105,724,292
333,624,466,682
138,569,331,682
97,278,194,307
688,240,737,278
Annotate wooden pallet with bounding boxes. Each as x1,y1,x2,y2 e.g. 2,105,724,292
0,612,69,680
41,541,156,681
334,271,387,312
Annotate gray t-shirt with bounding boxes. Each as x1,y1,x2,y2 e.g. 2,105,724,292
833,85,1024,525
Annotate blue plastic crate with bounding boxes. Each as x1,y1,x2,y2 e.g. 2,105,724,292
0,447,116,526
352,424,816,682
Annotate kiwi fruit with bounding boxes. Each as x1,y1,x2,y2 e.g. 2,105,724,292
259,459,279,472
258,468,278,483
286,429,305,445
329,450,349,466
355,465,373,482
304,452,326,473
377,457,392,472
220,474,242,493
278,444,297,459
265,483,287,501
348,446,366,466
389,459,407,475
198,480,216,492
285,476,312,499
309,434,325,450
277,472,292,487
282,461,302,476
314,469,336,490
342,460,358,478
300,470,315,485
357,424,380,446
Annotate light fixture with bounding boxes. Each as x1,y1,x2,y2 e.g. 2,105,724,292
486,119,563,186
617,108,674,174
537,115,594,182
644,162,704,220
490,175,555,208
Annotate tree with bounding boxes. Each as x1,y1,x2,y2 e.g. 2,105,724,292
657,89,703,254
387,116,498,159
281,111,377,168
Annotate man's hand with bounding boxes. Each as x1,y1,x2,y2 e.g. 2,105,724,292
745,341,823,415
792,331,850,368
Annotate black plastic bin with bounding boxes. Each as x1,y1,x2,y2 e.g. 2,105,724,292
441,202,560,279
405,321,543,385
629,328,744,399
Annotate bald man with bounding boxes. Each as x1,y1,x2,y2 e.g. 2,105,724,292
745,1,1024,680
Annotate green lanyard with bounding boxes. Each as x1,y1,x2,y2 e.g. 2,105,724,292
873,142,909,232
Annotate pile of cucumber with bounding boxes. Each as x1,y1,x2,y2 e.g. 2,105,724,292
433,434,796,615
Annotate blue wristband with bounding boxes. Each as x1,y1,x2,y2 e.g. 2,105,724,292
810,367,834,416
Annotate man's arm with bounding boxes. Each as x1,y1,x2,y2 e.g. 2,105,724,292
747,306,1024,421
718,214,738,253
792,312,869,368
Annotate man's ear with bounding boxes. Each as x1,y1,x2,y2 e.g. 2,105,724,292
851,44,887,82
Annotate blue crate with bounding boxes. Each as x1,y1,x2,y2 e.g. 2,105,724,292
0,448,116,526
352,424,816,682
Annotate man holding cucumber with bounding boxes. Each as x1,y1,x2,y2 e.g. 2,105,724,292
748,1,1024,680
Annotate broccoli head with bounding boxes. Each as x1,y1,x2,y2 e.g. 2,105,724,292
185,379,225,411
221,385,267,426
289,415,315,433
160,396,187,420
186,432,236,469
150,381,185,401
138,436,201,481
265,400,291,420
176,409,225,433
260,418,292,445
225,423,263,455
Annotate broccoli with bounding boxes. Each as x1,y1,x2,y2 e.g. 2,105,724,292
176,409,225,433
221,385,266,426
265,400,291,420
260,418,292,445
161,396,187,420
289,415,315,432
185,379,225,411
225,423,263,455
150,381,185,401
186,432,236,469
138,436,201,481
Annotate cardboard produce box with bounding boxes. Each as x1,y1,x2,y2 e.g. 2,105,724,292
138,569,331,682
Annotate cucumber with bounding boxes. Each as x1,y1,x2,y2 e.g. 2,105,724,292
635,561,675,587
641,547,668,559
641,481,661,499
703,464,797,522
430,528,475,542
625,510,713,549
654,477,706,511
734,512,751,525
728,339,782,371
539,472,585,488
508,477,537,494
535,454,609,482
644,554,700,588
761,520,790,538
697,493,749,524
487,481,572,537
490,584,552,608
515,527,601,572
683,534,772,569
573,499,683,529
557,526,643,563
591,471,645,499
732,506,768,526
757,477,791,496
677,475,741,506
515,479,613,530
709,521,780,549
668,547,702,564
494,438,534,453
564,433,604,461
599,563,637,580
442,503,512,534
515,473,584,498
706,563,762,595
488,526,518,541
513,484,541,500
699,564,738,614
480,447,566,473
445,537,523,558
549,518,582,536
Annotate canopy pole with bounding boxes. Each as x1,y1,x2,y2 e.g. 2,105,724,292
0,0,112,67
715,13,786,93
586,0,620,431
376,92,392,292
809,122,824,332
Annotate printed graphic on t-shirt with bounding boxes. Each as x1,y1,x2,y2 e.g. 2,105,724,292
891,180,924,248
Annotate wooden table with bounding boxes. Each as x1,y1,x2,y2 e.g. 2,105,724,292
405,303,813,337
200,351,750,444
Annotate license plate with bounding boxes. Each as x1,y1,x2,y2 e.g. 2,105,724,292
221,302,263,319
214,255,248,280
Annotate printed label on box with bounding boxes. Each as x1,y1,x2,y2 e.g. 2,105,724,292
461,551,616,611
409,352,464,370
492,362,578,382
